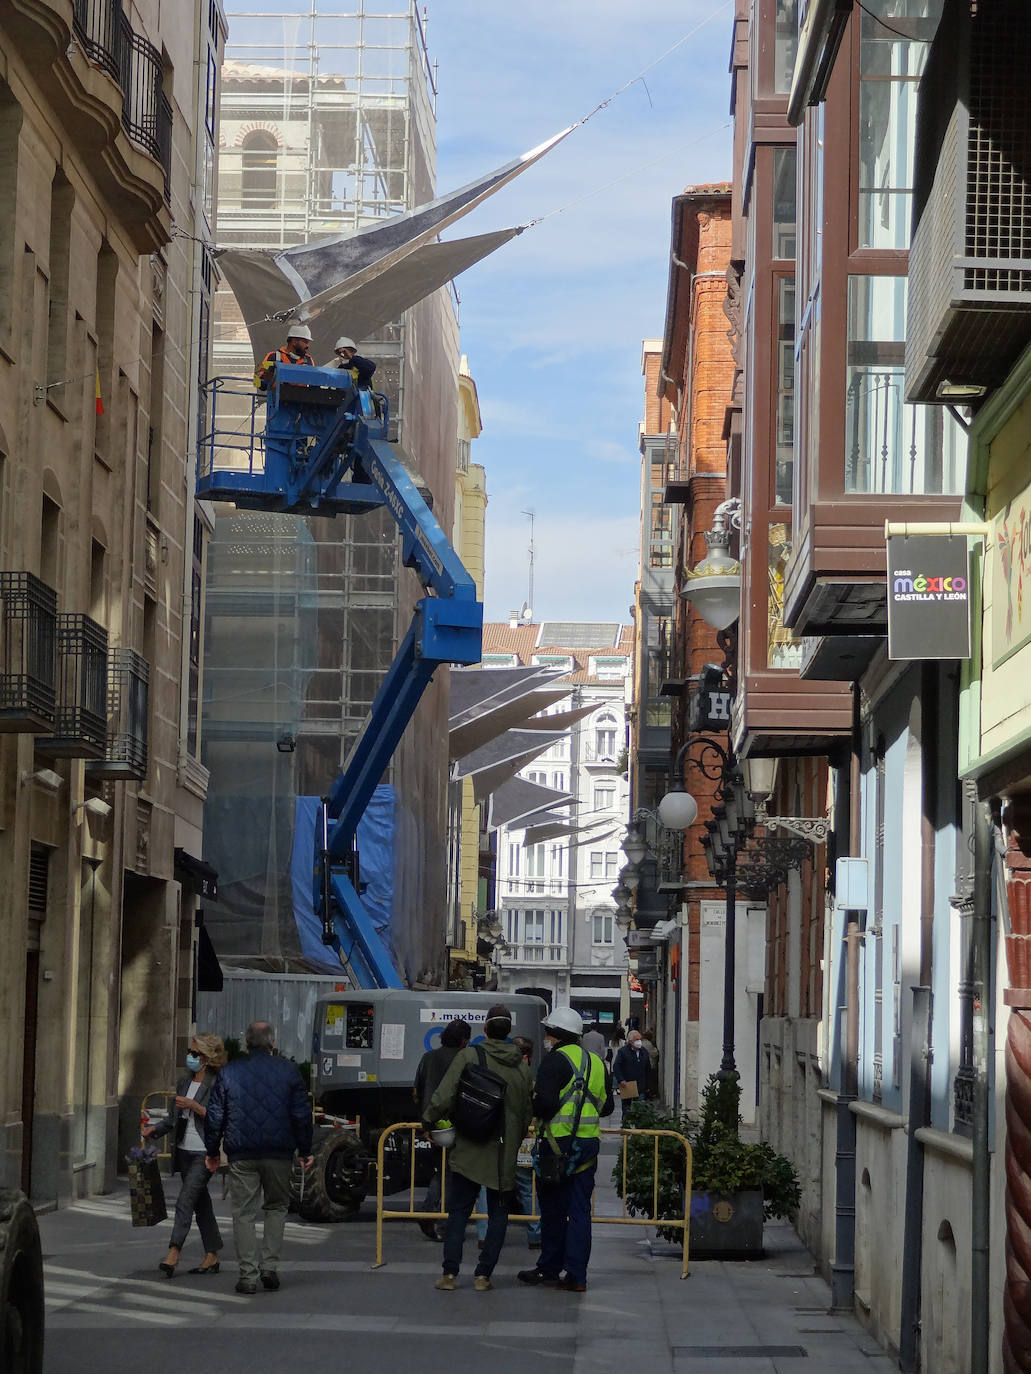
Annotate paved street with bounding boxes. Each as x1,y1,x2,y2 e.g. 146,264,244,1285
39,1136,896,1373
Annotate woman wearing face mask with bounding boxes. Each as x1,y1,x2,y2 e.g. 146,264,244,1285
143,1032,227,1277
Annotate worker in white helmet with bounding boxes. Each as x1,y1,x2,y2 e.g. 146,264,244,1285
253,322,315,391
329,335,377,389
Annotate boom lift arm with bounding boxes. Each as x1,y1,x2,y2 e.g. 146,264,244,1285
197,363,483,989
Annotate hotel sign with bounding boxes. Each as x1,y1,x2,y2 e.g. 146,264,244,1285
886,534,971,661
991,487,1031,666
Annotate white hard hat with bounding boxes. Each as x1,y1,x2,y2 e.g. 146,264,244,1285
542,1007,583,1037
430,1126,455,1148
286,322,312,341
334,336,357,352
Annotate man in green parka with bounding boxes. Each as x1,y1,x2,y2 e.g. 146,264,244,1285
422,1003,533,1291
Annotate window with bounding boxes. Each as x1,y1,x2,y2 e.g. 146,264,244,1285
552,771,566,791
508,842,520,876
593,783,616,812
241,131,278,209
649,491,673,568
844,276,963,495
774,0,799,94
772,148,796,259
592,911,614,945
595,713,618,759
590,851,603,879
605,852,618,880
525,844,545,877
775,277,795,505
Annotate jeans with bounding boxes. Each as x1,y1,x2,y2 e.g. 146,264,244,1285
169,1152,223,1254
227,1157,292,1282
537,1141,599,1286
442,1170,509,1278
477,1169,539,1245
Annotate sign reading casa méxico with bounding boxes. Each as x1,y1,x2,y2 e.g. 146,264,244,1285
886,533,971,661
991,488,1031,666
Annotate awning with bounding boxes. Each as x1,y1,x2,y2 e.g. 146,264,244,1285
174,848,219,902
449,665,572,760
196,921,224,993
488,777,576,831
454,729,567,802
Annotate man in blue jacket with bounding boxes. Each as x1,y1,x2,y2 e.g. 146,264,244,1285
204,1021,313,1294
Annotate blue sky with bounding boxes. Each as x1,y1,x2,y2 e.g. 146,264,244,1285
427,1,734,622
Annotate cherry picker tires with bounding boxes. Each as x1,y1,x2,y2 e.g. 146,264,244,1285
0,1190,44,1374
291,1132,369,1222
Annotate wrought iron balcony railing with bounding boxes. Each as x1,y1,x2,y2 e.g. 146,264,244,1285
36,614,108,759
88,647,148,779
72,0,172,200
0,573,58,733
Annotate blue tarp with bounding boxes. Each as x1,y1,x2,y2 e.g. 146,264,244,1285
290,787,397,974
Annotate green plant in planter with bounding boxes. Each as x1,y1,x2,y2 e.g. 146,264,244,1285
613,1076,800,1245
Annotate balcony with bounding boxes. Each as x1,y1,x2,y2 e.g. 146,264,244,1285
88,647,148,779
0,574,58,733
36,614,108,759
497,944,568,965
4,0,172,251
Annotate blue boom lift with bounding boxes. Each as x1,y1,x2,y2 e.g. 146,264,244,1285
197,363,483,989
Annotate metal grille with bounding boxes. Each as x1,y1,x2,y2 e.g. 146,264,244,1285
88,647,149,779
0,572,57,730
36,614,108,758
28,845,50,914
964,0,1031,291
72,0,123,81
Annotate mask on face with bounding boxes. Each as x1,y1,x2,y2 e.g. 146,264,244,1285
185,1052,203,1072
543,1036,557,1052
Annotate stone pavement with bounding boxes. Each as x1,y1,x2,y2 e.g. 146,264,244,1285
38,1136,897,1373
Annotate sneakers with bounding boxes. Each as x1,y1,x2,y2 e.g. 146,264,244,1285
516,1268,560,1286
234,1279,257,1294
418,1221,442,1241
435,1274,456,1291
260,1272,280,1291
556,1274,587,1292
473,1275,492,1292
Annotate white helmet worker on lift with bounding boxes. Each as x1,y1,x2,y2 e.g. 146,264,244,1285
330,335,377,388
520,1002,613,1293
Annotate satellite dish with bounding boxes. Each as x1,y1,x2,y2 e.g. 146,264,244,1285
520,602,533,622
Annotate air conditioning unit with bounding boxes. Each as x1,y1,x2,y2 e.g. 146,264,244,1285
906,0,1031,404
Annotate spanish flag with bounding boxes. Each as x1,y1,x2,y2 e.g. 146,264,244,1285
95,369,104,416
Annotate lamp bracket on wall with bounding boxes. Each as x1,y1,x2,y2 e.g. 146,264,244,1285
754,800,830,844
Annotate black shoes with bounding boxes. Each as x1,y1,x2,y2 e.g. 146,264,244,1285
556,1274,587,1292
260,1272,280,1290
516,1268,560,1286
418,1221,441,1241
157,1262,176,1278
235,1279,257,1294
188,1262,220,1276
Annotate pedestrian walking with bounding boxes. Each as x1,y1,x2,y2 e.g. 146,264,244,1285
412,1018,471,1240
142,1032,226,1278
518,1007,612,1294
421,1003,533,1292
640,1028,660,1098
581,1022,606,1058
606,1027,625,1066
203,1021,313,1294
612,1028,651,1122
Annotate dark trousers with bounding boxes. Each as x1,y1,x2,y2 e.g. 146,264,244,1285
442,1170,508,1278
537,1161,597,1286
169,1151,223,1254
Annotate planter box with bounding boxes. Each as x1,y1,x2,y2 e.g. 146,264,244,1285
689,1189,764,1259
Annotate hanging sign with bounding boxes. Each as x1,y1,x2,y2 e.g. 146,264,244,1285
886,534,971,660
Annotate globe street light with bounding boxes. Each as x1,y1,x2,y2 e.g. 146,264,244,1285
680,498,743,631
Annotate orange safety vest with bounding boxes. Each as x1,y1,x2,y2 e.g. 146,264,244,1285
254,347,314,390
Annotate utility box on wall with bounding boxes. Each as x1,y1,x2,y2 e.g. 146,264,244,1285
835,857,869,914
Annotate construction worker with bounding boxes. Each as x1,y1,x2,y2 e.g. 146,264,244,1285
330,336,377,389
518,1007,612,1293
253,322,315,391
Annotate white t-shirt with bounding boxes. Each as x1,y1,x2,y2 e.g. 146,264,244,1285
180,1081,205,1153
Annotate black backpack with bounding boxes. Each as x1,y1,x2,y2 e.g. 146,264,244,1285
451,1045,507,1143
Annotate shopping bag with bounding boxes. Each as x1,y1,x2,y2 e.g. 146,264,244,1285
617,1080,639,1100
126,1146,167,1227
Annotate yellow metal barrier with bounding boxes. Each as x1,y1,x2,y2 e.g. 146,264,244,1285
374,1123,692,1279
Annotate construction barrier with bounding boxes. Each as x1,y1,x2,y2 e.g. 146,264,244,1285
373,1123,693,1279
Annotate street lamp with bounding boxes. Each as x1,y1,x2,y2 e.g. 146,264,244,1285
680,498,743,631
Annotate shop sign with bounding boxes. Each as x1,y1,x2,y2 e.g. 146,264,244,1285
991,486,1031,666
886,534,971,660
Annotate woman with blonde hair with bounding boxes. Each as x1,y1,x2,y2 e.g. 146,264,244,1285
143,1032,227,1276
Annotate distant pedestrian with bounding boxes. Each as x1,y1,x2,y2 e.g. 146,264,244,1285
518,1007,612,1293
143,1032,226,1278
606,1028,625,1066
612,1029,650,1122
581,1022,606,1058
640,1029,660,1098
422,1004,533,1292
412,1018,471,1240
203,1021,313,1294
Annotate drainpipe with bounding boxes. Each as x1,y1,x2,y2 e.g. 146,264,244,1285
969,799,993,1374
830,684,860,1311
899,662,938,1369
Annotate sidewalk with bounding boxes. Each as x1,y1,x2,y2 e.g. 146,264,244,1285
38,1137,897,1373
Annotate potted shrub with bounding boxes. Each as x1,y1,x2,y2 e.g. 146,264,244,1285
614,1074,799,1259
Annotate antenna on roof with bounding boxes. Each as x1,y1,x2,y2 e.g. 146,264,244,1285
521,508,535,621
